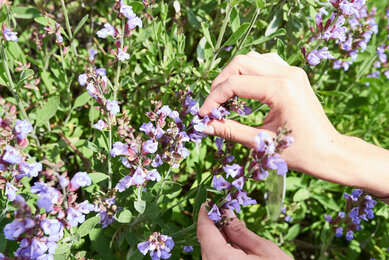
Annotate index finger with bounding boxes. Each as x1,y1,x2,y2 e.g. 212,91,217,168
211,54,289,91
197,204,229,254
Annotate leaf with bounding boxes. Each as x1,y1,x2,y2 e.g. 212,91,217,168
120,76,131,89
134,200,146,214
115,209,133,223
201,23,214,50
265,173,286,221
73,14,89,36
73,92,91,108
163,182,182,199
173,0,181,13
311,193,340,211
254,0,266,8
194,162,202,184
15,69,34,90
193,184,207,221
54,243,72,254
265,9,283,36
89,172,108,184
284,224,300,241
34,16,68,38
0,5,7,23
35,96,60,126
76,216,100,238
229,7,240,32
277,39,286,60
129,2,144,13
0,231,6,253
293,189,310,202
12,6,40,19
223,23,249,47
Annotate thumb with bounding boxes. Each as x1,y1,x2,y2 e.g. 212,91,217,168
203,119,274,150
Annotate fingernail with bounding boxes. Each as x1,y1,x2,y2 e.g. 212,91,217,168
223,209,236,219
203,124,215,135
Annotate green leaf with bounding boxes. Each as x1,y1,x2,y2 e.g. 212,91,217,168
265,9,283,36
193,184,207,221
89,172,108,184
76,216,100,238
229,7,240,32
284,224,300,241
0,231,6,253
15,69,34,90
311,193,340,211
73,14,89,36
293,189,310,202
54,243,72,254
115,209,133,223
134,200,146,214
223,23,249,47
254,0,266,8
194,162,202,184
120,76,131,89
34,16,68,38
265,173,286,221
163,182,182,199
277,39,286,60
13,6,40,19
129,2,144,13
73,92,91,108
35,96,60,126
0,5,7,23
201,22,215,51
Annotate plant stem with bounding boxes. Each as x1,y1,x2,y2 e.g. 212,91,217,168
156,168,172,201
60,0,78,56
203,3,233,78
1,43,41,148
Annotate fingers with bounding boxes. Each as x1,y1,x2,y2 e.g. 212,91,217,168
223,217,281,257
197,204,229,255
200,75,281,117
202,119,274,150
211,52,289,91
247,51,289,66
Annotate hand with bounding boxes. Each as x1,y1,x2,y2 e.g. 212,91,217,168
196,204,292,260
199,51,347,186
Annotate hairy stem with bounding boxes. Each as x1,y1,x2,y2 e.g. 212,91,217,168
60,0,78,56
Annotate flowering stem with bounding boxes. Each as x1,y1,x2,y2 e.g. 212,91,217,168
156,168,172,201
203,3,233,78
60,0,78,56
0,43,41,149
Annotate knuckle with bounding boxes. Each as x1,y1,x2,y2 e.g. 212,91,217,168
232,54,245,65
228,219,247,233
248,50,260,56
220,125,233,141
289,66,307,80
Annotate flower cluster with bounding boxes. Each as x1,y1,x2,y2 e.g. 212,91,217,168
325,189,377,241
137,232,175,260
207,125,293,223
303,0,378,69
1,22,18,42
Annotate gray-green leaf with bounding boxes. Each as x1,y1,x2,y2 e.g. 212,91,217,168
35,96,60,126
223,23,249,47
134,200,146,214
115,209,133,223
73,92,91,109
76,216,100,238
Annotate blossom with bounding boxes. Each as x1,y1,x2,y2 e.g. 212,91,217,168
88,47,98,61
345,230,354,241
78,73,88,86
4,219,29,240
40,219,64,242
335,227,343,237
2,144,23,164
56,32,63,44
143,139,158,154
146,169,161,182
2,24,18,42
223,193,241,213
132,167,147,185
255,131,275,154
97,23,117,38
93,120,107,131
66,207,85,227
106,100,120,115
307,47,335,66
208,204,222,222
120,4,134,19
212,175,231,191
152,154,163,167
5,182,18,201
86,83,98,98
211,107,230,120
18,161,42,179
265,154,288,175
115,175,132,192
70,172,92,191
14,119,33,140
183,245,194,253
110,141,130,157
223,164,242,178
138,232,175,260
117,48,130,61
236,191,257,206
126,16,143,30
231,177,244,190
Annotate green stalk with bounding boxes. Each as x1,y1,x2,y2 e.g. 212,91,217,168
203,3,234,78
60,0,78,56
1,43,41,148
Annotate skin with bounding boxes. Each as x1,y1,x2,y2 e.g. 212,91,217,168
196,51,389,258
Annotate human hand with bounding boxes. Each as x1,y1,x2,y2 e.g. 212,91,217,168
196,204,292,260
198,51,350,186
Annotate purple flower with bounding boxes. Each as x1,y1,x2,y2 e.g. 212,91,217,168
255,131,275,154
59,176,69,188
212,175,231,191
307,47,335,66
14,119,33,140
126,16,143,30
70,172,92,190
224,193,241,213
120,4,134,19
338,211,345,218
97,23,117,38
284,215,293,222
110,141,130,157
265,154,288,175
18,161,42,179
4,219,28,240
78,73,88,86
97,210,116,228
211,107,230,120
143,139,158,154
324,214,332,222
335,227,343,237
96,67,106,76
215,137,224,151
223,164,242,178
251,168,269,180
117,48,130,61
152,154,163,167
40,219,64,242
37,197,54,212
56,32,63,44
146,169,161,182
78,200,96,214
106,100,120,115
2,25,18,42
236,191,257,206
5,182,18,201
67,207,86,227
322,16,347,42
140,122,156,136
183,245,194,253
132,167,147,185
232,176,244,190
86,83,98,98
138,232,174,260
93,120,107,131
208,204,222,222
192,115,210,132
88,47,98,61
115,175,132,192
384,70,389,80
345,230,354,241
3,145,23,164
168,111,181,123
